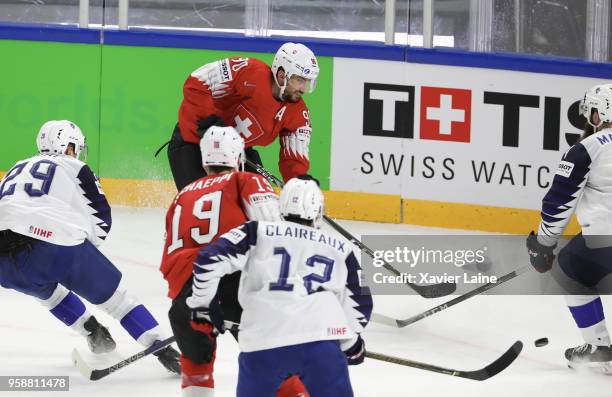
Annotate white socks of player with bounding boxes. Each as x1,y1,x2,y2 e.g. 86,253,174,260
182,385,215,397
95,285,165,348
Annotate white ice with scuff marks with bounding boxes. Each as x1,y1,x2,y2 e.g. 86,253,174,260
0,207,610,396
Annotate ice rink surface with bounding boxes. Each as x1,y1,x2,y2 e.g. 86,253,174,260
1,206,610,396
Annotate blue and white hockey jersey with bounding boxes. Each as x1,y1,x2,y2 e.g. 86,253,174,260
0,154,111,246
538,127,612,247
187,220,373,353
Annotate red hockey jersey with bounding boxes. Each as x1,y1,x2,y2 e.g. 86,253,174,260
178,57,312,182
160,171,278,299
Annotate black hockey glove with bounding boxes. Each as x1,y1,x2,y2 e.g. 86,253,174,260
526,231,556,273
343,335,366,366
296,174,320,186
191,296,226,335
196,115,226,138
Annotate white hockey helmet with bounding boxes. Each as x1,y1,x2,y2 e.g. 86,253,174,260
36,120,87,159
272,42,320,95
200,126,245,169
580,83,612,128
279,177,324,228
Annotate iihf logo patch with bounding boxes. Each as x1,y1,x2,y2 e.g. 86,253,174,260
292,197,299,203
29,225,53,238
327,327,347,336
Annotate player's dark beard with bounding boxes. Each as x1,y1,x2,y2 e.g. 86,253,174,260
283,91,302,103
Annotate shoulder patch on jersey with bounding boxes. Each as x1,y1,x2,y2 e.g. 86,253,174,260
248,192,278,204
556,160,574,178
223,228,247,245
218,59,233,82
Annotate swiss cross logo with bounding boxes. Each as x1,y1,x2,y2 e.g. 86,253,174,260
213,141,220,149
234,115,253,138
420,87,471,142
233,105,264,143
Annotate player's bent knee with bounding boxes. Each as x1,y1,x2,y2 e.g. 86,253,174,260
169,303,215,364
176,327,215,364
37,284,70,308
96,284,139,319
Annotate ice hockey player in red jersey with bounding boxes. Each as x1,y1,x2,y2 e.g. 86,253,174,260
166,42,320,191
160,126,308,396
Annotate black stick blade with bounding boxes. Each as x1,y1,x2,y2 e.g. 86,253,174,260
71,336,176,381
458,341,523,381
366,341,523,381
379,262,457,299
410,281,457,299
90,369,110,381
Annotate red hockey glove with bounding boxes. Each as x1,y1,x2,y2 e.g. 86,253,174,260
190,295,226,335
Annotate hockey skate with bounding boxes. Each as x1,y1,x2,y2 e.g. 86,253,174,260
83,316,116,354
152,341,181,374
565,343,612,373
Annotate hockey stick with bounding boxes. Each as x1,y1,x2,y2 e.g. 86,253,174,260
72,318,243,381
372,266,530,328
72,321,241,381
217,320,520,381
72,336,177,381
365,341,523,381
244,159,456,299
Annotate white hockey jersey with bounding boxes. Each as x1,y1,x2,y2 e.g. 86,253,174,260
187,220,373,353
0,154,111,246
539,127,612,247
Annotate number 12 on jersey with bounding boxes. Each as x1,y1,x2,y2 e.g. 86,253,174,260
269,246,335,294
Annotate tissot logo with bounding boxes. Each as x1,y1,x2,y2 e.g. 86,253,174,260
362,82,585,149
362,83,471,142
420,86,471,142
363,83,414,138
